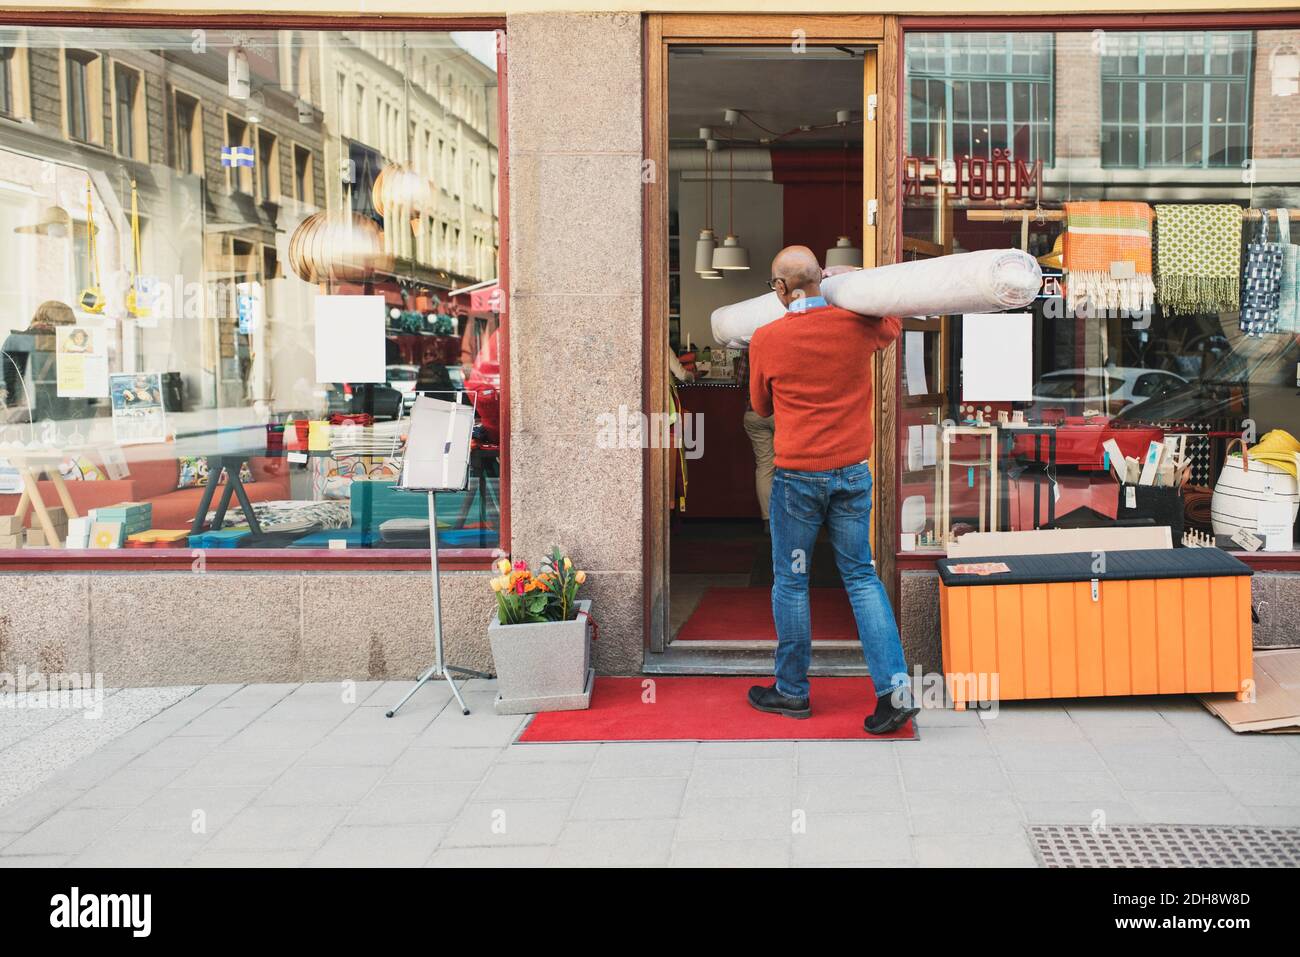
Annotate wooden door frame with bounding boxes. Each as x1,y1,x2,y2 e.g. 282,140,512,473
642,13,900,657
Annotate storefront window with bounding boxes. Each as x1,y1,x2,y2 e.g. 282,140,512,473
0,26,503,556
899,27,1300,556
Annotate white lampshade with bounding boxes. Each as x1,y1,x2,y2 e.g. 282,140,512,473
712,234,749,271
693,228,717,274
700,269,723,279
825,236,863,269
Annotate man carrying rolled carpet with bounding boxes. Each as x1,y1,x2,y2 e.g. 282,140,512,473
746,245,917,735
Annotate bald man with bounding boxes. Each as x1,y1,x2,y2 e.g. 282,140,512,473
746,245,917,735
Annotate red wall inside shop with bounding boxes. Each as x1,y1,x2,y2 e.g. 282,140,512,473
770,148,863,263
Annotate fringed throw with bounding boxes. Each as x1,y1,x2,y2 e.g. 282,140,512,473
1154,204,1241,316
1062,202,1155,316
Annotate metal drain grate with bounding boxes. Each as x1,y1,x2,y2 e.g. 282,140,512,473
1030,825,1300,868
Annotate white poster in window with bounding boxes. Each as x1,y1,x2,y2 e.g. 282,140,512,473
55,325,109,398
962,313,1032,402
314,295,386,384
904,330,929,397
1257,491,1294,552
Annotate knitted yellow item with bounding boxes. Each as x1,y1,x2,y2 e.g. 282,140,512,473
1247,429,1300,479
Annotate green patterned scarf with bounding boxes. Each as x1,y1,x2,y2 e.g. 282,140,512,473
1155,204,1241,315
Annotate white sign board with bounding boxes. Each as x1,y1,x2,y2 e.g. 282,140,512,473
398,395,475,492
962,313,1032,403
314,295,386,384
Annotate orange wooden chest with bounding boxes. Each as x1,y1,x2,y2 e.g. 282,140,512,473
937,548,1254,710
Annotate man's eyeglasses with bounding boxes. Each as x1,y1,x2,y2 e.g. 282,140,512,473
766,278,784,292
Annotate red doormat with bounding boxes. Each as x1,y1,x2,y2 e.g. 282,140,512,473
517,676,917,743
675,586,857,641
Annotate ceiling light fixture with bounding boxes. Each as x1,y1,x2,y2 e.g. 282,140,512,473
694,127,717,274
825,108,863,270
711,109,749,271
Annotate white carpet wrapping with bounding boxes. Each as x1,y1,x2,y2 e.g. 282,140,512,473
710,248,1043,348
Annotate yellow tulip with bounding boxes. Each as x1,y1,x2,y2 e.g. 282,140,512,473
496,558,511,575
575,570,586,584
563,556,572,571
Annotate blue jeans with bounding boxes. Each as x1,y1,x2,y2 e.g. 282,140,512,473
769,462,909,700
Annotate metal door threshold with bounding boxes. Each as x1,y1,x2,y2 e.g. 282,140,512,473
645,642,868,676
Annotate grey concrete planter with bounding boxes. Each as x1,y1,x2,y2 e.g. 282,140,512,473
489,599,594,715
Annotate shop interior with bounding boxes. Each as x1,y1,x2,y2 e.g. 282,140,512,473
665,44,873,658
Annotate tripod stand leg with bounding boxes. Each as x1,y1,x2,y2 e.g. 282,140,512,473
385,661,440,718
443,670,471,715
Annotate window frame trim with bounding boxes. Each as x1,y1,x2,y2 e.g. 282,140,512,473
109,57,149,163
1099,30,1255,171
905,31,1056,167
170,84,205,178
59,44,106,147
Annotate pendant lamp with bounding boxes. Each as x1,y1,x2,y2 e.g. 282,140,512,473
825,236,863,269
711,116,749,271
825,110,862,270
694,129,717,274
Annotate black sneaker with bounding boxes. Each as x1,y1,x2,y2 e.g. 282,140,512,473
864,689,919,735
747,684,811,719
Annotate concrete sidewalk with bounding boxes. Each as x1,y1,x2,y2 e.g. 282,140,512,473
1,680,1298,867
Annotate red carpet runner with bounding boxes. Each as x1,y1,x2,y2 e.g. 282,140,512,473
518,676,918,743
675,586,858,642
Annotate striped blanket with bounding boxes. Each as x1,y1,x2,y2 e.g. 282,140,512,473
1062,202,1155,315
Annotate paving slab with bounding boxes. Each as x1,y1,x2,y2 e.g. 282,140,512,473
3,681,1300,868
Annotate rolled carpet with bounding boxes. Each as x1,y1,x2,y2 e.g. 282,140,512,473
711,247,1042,347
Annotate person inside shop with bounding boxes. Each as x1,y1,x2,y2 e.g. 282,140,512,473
746,245,917,735
2,300,95,425
739,354,775,532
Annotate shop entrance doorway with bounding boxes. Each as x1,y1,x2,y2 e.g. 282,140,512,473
643,15,895,675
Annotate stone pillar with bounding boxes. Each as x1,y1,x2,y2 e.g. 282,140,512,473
505,13,645,674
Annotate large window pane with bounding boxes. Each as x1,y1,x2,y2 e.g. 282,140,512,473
0,27,503,554
901,28,1300,557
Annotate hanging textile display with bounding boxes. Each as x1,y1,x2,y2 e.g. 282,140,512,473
1240,212,1286,337
1061,201,1155,315
1154,204,1241,316
1277,209,1300,335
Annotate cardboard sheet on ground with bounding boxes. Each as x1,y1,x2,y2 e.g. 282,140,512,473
1199,649,1300,733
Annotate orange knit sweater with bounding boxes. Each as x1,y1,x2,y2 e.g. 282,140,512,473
749,305,901,472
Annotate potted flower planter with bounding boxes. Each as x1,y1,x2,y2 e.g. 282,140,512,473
489,598,594,715
486,548,595,715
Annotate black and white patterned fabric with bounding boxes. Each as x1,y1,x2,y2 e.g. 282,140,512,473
1241,213,1284,337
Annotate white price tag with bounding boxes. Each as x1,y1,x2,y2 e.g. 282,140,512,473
1231,527,1264,552
1125,485,1137,509
288,452,308,464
